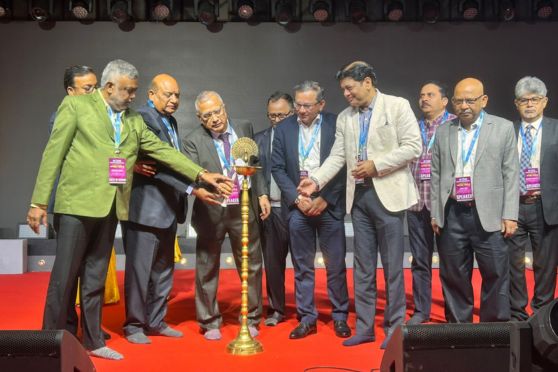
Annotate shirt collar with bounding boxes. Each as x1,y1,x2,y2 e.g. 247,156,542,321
459,111,484,132
210,120,232,139
297,113,321,128
423,110,448,127
522,116,543,130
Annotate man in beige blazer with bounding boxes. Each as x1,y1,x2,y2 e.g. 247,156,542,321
299,61,421,348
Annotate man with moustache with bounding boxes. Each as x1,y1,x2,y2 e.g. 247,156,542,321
298,62,422,348
272,81,350,339
430,78,519,323
407,81,456,325
27,60,231,359
254,91,294,326
183,91,270,341
507,76,558,321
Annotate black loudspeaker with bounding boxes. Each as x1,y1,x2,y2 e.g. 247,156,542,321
380,323,512,372
0,330,95,372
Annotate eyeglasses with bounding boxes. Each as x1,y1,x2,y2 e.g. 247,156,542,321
267,112,292,120
516,96,545,106
294,102,320,111
199,105,224,121
451,95,485,106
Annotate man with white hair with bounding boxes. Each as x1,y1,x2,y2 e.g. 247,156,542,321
508,76,558,321
27,60,231,360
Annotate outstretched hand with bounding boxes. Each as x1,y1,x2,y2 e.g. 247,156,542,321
297,178,318,197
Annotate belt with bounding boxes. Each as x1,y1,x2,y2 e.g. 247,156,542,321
449,197,475,208
520,195,541,205
355,177,373,188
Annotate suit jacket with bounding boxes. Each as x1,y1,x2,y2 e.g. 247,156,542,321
514,116,558,226
31,91,203,221
312,91,422,213
126,103,188,229
254,126,273,199
271,112,346,221
182,119,265,232
431,112,519,232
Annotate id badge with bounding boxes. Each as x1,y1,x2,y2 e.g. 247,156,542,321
299,170,309,180
419,158,432,181
109,158,127,185
226,182,240,206
455,176,473,202
354,156,364,184
524,167,541,191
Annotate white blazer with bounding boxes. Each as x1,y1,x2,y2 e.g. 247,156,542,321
313,91,421,213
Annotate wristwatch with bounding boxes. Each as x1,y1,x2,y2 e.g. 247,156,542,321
294,195,302,205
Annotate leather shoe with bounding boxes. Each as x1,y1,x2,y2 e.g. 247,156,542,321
333,320,351,338
406,314,430,325
289,322,317,339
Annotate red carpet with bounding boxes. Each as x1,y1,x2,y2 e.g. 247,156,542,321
0,269,543,372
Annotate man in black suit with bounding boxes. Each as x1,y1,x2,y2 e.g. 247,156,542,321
254,91,294,326
271,81,350,340
183,91,270,341
508,76,558,320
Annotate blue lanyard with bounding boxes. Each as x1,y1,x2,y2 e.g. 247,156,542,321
298,115,322,165
213,130,235,172
358,109,373,159
519,123,542,165
460,111,484,166
107,106,123,152
148,100,180,150
420,111,448,152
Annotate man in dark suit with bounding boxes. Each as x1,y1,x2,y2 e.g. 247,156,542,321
182,90,270,341
271,81,350,340
508,76,558,321
431,77,519,323
254,91,294,327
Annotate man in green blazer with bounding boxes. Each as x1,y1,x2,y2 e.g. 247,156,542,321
26,59,231,360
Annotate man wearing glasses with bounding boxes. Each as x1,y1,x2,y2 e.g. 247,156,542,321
254,92,294,327
271,81,350,340
507,76,558,321
430,77,519,323
183,91,270,341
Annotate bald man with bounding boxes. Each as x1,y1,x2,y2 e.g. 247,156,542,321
430,78,519,322
121,74,192,344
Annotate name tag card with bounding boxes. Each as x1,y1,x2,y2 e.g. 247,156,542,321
455,176,473,202
524,167,541,191
299,170,309,180
226,183,240,206
109,158,127,185
419,158,431,181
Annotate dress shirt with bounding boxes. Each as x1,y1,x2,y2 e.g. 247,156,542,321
453,113,484,199
269,127,282,207
210,122,248,188
517,117,543,170
297,114,322,177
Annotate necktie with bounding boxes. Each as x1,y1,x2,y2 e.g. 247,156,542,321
219,133,232,176
519,124,533,195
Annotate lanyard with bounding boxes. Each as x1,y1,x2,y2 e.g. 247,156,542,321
107,106,123,152
148,100,180,150
519,123,542,165
298,115,322,166
358,109,373,159
460,111,484,167
420,111,448,152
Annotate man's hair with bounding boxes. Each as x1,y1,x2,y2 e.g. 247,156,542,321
267,91,294,109
335,61,377,85
100,59,138,87
194,90,224,112
63,65,95,91
515,76,547,98
293,81,325,102
422,80,449,98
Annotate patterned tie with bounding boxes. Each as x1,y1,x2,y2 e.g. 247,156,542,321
219,133,233,176
519,124,533,195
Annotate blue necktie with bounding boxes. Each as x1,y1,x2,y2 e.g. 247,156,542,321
519,124,533,195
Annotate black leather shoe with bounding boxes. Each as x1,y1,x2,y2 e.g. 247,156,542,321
289,322,317,339
333,320,351,338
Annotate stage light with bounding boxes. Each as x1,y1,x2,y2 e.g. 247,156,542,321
461,0,479,20
310,0,331,22
196,0,217,25
536,0,554,19
525,256,532,265
151,0,171,21
0,0,11,19
237,0,255,19
70,0,92,20
421,0,440,23
29,0,53,22
432,254,439,264
385,0,404,22
500,0,515,21
225,256,234,265
179,257,187,265
348,0,367,24
275,0,294,25
108,0,131,24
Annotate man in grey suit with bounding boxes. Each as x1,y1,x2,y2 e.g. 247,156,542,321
507,76,558,321
431,77,519,323
182,91,270,341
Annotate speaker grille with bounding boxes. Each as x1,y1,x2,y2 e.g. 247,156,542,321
403,323,511,350
0,330,62,357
